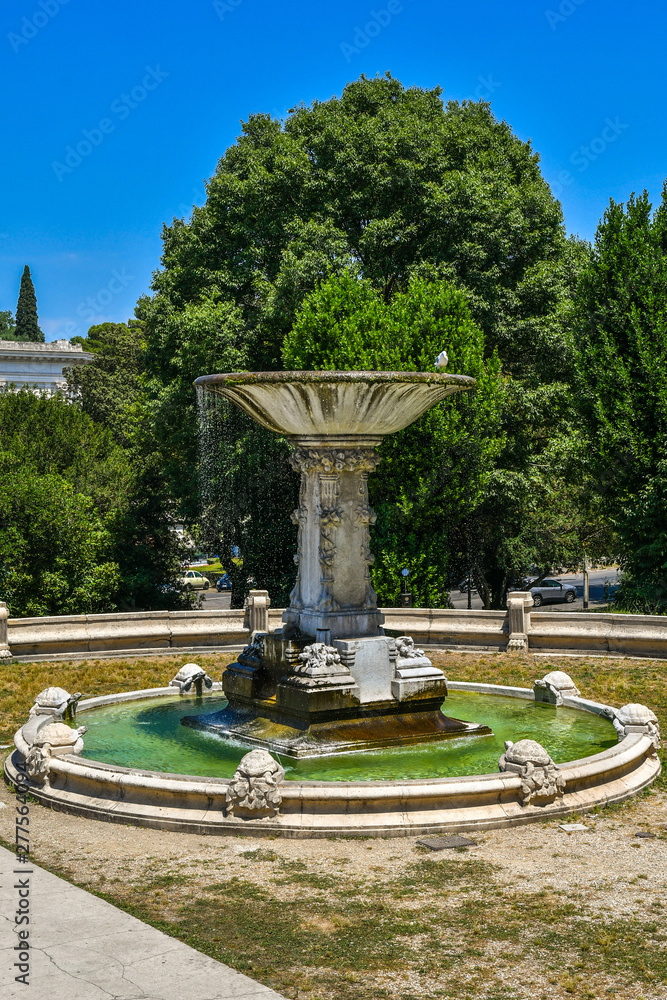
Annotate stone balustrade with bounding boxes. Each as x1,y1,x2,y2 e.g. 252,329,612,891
5,601,667,660
383,604,667,659
5,608,283,659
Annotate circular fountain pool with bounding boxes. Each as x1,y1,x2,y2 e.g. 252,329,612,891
80,690,617,782
6,680,660,839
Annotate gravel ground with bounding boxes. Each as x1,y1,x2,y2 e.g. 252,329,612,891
1,753,664,899
2,757,666,999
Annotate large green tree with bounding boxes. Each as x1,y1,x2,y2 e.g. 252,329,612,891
284,273,504,605
142,74,585,606
0,385,129,512
0,388,186,614
0,465,121,618
575,186,667,611
65,323,195,609
65,321,146,446
14,265,43,342
0,390,124,616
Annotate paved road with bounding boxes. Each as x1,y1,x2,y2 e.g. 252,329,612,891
197,589,232,610
447,568,619,612
0,845,285,1000
194,571,620,614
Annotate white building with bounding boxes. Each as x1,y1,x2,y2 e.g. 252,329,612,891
0,340,94,396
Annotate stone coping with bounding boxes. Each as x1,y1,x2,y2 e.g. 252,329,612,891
8,605,667,661
5,681,660,838
0,339,89,353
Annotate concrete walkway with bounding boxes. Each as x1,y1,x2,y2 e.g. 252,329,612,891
0,846,286,1000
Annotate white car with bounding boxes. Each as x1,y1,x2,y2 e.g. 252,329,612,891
178,570,210,591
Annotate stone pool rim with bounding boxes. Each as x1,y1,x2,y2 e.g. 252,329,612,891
5,681,660,839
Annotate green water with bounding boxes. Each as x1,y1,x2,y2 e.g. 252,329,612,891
79,691,617,782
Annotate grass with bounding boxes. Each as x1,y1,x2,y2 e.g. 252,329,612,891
195,560,224,573
0,652,233,743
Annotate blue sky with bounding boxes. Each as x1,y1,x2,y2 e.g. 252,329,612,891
1,0,665,341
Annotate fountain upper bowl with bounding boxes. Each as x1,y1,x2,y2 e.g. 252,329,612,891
195,370,475,441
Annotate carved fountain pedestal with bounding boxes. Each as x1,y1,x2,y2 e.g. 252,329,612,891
185,372,491,757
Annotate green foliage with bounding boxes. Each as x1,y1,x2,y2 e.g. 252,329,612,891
284,273,504,604
0,465,121,617
64,322,198,610
0,386,129,512
140,294,296,607
142,74,583,606
155,75,568,374
142,296,249,500
575,186,667,610
13,77,647,617
0,310,16,340
283,271,483,373
14,265,43,342
0,388,186,615
65,321,146,446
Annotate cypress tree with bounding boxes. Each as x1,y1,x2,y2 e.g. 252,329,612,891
15,265,44,342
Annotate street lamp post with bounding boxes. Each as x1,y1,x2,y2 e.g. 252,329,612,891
400,567,413,608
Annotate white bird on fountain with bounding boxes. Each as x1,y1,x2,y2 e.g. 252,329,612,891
435,349,448,370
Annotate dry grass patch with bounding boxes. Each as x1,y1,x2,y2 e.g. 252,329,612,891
0,652,234,742
17,848,663,1000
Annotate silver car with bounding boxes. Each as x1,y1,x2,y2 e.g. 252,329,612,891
527,578,576,607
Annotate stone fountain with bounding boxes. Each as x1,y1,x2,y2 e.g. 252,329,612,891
185,371,491,756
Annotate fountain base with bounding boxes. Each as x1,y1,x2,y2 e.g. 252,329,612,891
182,702,491,759
182,629,492,758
